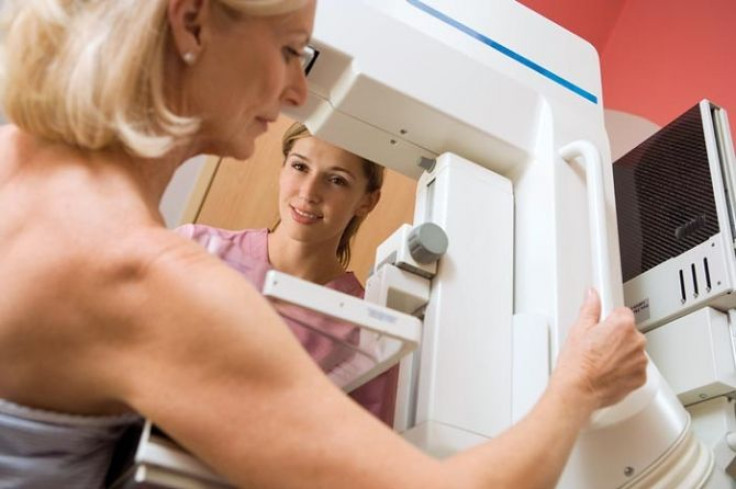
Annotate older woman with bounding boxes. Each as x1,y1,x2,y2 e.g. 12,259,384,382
0,1,647,488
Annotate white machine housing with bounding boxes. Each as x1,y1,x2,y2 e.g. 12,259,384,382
290,1,714,488
613,101,736,488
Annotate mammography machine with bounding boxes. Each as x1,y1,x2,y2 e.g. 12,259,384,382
114,1,736,487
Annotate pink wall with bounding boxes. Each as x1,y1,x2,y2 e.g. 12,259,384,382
521,0,736,140
518,0,626,54
601,0,736,131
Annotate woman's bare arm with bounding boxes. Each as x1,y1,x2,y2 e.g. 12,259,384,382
89,230,645,489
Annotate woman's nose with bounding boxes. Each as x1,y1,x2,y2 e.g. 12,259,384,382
282,61,308,107
297,176,321,202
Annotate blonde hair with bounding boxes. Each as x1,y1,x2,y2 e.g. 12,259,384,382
0,0,307,158
280,122,384,269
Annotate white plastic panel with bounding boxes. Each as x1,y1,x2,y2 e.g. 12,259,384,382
511,313,549,423
624,236,735,333
647,307,736,406
406,153,514,447
688,398,736,488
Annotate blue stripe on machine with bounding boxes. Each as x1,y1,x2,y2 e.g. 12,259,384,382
406,0,599,104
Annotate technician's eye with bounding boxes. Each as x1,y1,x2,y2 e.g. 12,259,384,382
329,176,348,187
290,161,308,172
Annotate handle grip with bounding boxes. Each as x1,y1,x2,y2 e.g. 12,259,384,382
559,140,613,317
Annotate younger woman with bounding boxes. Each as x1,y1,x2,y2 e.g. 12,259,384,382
177,122,399,424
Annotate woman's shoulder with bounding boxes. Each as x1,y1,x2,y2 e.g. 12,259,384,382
175,223,265,240
174,225,269,260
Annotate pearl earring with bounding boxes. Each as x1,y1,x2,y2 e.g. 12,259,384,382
182,52,196,66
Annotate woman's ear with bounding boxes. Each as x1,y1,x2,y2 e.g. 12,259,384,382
168,0,211,64
355,190,381,217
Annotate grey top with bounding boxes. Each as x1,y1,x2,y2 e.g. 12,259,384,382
0,398,141,489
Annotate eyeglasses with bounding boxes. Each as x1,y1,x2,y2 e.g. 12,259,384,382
301,45,319,75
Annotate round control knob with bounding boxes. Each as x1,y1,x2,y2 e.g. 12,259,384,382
408,222,448,264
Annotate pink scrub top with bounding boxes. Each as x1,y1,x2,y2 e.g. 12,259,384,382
176,225,398,426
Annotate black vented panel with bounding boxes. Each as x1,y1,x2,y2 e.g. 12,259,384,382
614,104,720,282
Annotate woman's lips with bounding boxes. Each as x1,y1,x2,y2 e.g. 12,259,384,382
290,205,322,224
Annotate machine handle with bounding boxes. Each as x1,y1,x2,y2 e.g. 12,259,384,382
560,140,663,431
559,140,613,317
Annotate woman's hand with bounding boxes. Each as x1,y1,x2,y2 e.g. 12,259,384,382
552,288,648,411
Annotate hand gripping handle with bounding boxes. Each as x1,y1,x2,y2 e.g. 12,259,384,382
560,140,658,429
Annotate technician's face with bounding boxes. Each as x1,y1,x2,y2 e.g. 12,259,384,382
279,137,377,247
183,0,316,159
